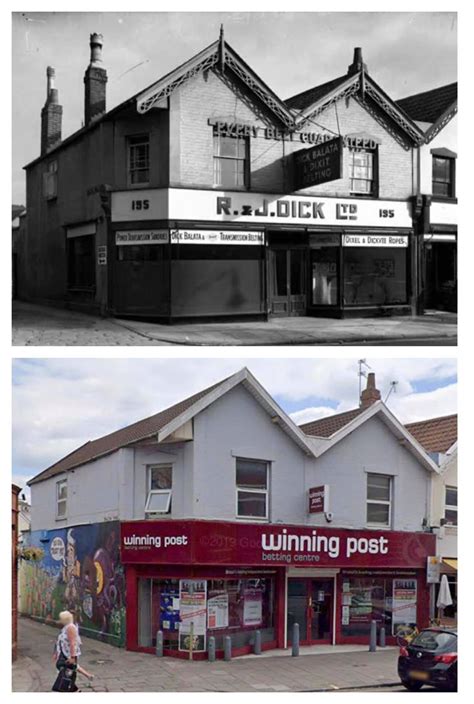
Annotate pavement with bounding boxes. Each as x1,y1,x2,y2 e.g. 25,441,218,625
12,301,457,346
12,617,401,693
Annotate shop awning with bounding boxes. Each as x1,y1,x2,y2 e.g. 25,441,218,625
442,558,457,571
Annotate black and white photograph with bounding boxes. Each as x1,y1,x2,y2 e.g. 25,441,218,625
12,11,457,346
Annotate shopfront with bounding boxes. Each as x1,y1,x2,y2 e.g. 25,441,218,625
423,200,457,312
110,189,415,320
120,519,435,658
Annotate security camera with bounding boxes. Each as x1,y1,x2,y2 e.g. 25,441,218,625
325,512,333,523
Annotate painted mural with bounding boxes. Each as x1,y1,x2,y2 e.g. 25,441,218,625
19,521,125,646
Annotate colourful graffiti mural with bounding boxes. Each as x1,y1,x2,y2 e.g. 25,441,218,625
19,522,125,646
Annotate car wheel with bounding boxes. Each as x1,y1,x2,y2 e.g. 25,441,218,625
401,680,424,691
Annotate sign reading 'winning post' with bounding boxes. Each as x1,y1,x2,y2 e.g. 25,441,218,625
293,136,343,190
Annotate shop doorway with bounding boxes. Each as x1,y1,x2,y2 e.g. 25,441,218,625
425,241,457,312
269,247,307,315
287,578,333,645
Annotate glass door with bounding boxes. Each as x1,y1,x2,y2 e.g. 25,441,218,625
269,248,307,316
287,578,333,645
309,579,333,643
287,579,308,644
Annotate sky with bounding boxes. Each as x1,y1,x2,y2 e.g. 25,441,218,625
12,11,457,205
12,357,457,491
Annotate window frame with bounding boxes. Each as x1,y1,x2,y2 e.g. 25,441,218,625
213,133,250,190
43,160,58,200
145,464,173,516
432,155,456,198
235,458,269,521
56,478,67,520
127,134,150,187
366,472,392,527
349,147,378,197
444,485,458,526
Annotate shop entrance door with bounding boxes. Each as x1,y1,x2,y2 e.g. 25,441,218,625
269,248,307,316
287,578,333,645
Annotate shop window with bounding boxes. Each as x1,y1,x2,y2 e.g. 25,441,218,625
43,160,58,200
444,486,457,526
67,235,95,290
117,245,164,262
56,479,67,519
145,465,172,516
432,156,455,198
213,134,249,189
349,149,376,196
311,245,339,305
128,135,150,186
236,458,269,520
367,473,392,526
343,247,408,306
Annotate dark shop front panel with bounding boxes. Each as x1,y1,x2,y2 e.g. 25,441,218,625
113,245,170,315
170,245,265,317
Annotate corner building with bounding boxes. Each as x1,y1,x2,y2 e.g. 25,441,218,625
19,32,427,320
23,370,438,658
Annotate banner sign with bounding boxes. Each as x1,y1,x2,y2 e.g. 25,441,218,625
115,230,168,245
120,520,435,569
308,485,329,514
170,230,264,245
178,579,207,652
112,188,413,229
343,234,408,248
293,136,343,190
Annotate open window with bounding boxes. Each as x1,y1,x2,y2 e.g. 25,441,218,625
236,458,269,520
145,465,172,516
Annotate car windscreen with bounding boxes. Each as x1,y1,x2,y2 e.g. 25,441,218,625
411,630,457,652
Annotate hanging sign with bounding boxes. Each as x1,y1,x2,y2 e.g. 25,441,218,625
170,229,264,245
293,136,344,190
426,556,442,584
115,230,169,245
308,485,329,514
178,579,207,652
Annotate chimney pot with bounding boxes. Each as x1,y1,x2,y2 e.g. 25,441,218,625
41,66,62,155
84,33,107,126
348,46,368,76
89,32,104,65
360,372,381,409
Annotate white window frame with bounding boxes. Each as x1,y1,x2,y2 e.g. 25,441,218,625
128,134,150,187
235,458,269,521
444,485,458,526
145,464,172,516
56,478,67,520
366,473,392,527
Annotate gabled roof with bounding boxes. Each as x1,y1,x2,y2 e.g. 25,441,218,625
396,83,457,124
28,368,315,486
405,414,457,454
286,74,350,112
300,407,364,438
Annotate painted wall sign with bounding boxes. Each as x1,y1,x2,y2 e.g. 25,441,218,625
170,229,264,245
293,137,343,190
112,188,413,229
120,520,435,569
115,230,169,245
343,234,408,248
308,485,329,514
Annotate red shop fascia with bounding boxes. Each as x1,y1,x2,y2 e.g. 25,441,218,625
120,519,435,658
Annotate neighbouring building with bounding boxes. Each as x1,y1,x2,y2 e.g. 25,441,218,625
397,84,457,313
19,31,434,322
12,484,21,661
12,205,26,299
405,414,458,623
21,370,442,658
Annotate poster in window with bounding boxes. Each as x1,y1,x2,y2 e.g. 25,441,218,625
392,579,417,634
207,593,229,629
342,606,350,626
160,591,180,631
243,589,263,626
178,579,207,652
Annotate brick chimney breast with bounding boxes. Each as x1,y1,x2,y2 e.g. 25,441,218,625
84,33,107,126
40,66,63,155
360,372,381,409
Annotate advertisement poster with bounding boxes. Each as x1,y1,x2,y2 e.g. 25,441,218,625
178,579,207,652
392,579,417,634
341,606,350,625
207,593,229,629
160,591,180,631
243,589,263,626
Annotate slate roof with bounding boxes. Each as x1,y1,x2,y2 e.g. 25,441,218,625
396,83,457,123
404,414,457,454
286,74,349,112
300,407,364,437
27,376,229,486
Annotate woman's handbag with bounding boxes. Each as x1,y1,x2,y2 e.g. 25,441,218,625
52,645,78,692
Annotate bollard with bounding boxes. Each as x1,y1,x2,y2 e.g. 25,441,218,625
224,635,232,661
155,630,163,657
369,619,377,652
254,630,262,655
292,623,300,657
379,626,386,648
208,636,216,662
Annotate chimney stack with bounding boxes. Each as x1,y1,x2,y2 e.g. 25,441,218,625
41,66,63,155
347,47,367,76
360,372,381,409
84,33,107,126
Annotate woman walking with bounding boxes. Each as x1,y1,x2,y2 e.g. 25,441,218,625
53,610,94,691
